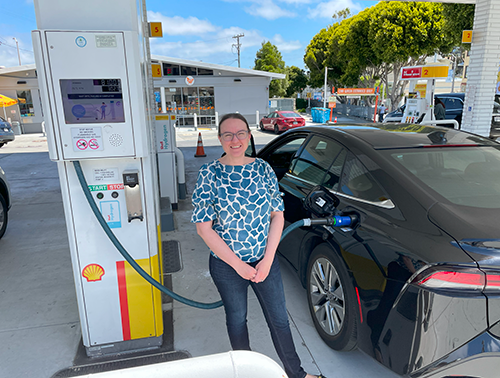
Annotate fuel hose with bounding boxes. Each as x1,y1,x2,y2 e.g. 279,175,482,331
73,161,352,310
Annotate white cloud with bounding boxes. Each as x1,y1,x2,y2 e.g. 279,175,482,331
244,1,296,20
272,34,301,52
150,27,265,63
308,0,362,19
147,11,218,36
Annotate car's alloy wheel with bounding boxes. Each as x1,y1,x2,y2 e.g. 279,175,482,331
274,124,280,134
307,243,358,351
0,194,7,239
260,121,265,131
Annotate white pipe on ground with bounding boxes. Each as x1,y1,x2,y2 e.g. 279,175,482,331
75,351,288,378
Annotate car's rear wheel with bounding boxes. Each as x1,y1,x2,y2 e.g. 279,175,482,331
307,243,358,351
0,194,7,239
260,121,265,131
274,124,280,134
0,143,4,148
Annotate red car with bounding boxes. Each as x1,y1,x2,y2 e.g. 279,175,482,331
259,111,305,134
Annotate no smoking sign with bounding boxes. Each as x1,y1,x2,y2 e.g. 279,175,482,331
71,127,104,152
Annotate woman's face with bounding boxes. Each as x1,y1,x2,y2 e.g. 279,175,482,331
218,118,250,159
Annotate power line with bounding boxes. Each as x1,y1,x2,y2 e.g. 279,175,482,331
232,33,244,68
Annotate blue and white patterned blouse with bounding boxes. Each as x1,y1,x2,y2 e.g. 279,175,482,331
191,158,284,262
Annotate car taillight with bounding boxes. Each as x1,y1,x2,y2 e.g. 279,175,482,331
414,266,500,293
417,271,485,290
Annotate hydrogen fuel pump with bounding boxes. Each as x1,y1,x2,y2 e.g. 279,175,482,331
32,0,163,357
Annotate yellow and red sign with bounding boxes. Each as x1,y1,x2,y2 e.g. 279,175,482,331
149,22,163,38
152,64,162,78
462,30,472,43
415,83,427,98
401,65,448,80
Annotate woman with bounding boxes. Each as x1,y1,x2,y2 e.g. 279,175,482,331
191,113,325,378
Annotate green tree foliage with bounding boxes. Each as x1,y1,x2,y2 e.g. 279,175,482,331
285,66,309,97
332,8,351,22
254,41,288,97
305,1,454,109
442,3,475,48
304,27,335,88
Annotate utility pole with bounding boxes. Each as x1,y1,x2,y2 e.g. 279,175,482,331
13,37,21,65
232,33,244,68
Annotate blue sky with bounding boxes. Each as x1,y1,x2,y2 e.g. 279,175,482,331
0,0,377,71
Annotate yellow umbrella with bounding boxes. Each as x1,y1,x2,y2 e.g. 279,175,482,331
0,94,18,119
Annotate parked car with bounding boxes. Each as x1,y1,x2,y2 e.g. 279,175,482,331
0,164,11,239
259,111,305,134
385,94,500,139
257,123,500,377
434,92,465,126
0,116,15,148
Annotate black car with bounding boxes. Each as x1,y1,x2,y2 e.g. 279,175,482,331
0,164,11,239
0,116,15,148
257,124,500,377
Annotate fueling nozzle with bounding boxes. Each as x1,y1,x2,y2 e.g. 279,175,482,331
303,214,358,227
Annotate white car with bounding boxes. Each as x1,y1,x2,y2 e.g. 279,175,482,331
0,165,11,239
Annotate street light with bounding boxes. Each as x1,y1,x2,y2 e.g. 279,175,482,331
12,38,21,66
323,66,333,108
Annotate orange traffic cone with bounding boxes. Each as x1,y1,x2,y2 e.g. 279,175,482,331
334,117,337,124
194,132,207,157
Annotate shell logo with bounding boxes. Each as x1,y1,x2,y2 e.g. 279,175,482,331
82,264,105,282
185,76,195,86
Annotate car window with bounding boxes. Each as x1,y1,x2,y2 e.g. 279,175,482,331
441,97,463,110
389,146,500,208
280,111,301,118
266,137,307,180
339,152,389,203
290,136,343,185
323,149,347,191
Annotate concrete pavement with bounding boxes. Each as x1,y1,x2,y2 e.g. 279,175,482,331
0,121,398,378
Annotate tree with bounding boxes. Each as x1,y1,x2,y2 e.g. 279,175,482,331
304,27,335,88
285,66,308,97
442,3,475,48
305,1,453,110
254,41,288,97
332,8,351,22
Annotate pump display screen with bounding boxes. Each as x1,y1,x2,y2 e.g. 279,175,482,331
60,79,125,124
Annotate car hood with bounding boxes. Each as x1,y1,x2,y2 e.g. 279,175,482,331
428,203,500,266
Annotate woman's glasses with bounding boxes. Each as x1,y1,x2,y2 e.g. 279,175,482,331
220,130,249,142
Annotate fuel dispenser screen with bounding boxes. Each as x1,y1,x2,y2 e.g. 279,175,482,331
60,79,125,124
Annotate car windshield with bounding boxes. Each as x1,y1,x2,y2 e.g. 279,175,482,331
388,146,500,208
280,112,301,118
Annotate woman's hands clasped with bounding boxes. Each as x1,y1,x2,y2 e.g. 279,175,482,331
234,258,272,283
251,258,272,283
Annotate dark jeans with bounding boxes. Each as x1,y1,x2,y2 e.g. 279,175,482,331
209,254,306,378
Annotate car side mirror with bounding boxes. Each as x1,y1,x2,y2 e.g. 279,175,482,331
303,185,340,218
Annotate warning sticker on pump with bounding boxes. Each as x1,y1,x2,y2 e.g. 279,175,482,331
72,127,104,152
94,168,118,182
